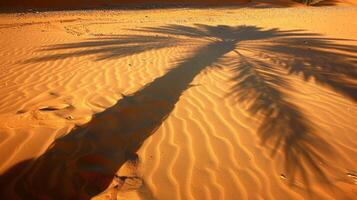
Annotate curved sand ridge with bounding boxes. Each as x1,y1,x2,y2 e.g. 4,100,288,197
0,7,357,200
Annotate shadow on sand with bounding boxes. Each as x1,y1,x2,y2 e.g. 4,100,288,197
0,0,343,13
0,24,356,199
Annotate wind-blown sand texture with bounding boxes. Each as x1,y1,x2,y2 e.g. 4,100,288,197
0,4,357,200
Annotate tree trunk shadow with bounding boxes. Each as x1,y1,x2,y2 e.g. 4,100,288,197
0,41,235,200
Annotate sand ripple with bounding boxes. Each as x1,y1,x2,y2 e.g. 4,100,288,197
0,7,357,200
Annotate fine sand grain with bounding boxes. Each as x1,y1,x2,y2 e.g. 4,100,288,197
0,4,356,200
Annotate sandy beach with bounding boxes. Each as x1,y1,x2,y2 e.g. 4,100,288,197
0,1,356,199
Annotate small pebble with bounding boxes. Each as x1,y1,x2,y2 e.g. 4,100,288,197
280,174,287,180
17,110,26,114
346,172,357,184
66,115,74,120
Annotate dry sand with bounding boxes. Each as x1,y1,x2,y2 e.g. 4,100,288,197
0,0,356,9
0,3,357,200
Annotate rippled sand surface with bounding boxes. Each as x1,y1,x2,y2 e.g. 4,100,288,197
0,6,356,200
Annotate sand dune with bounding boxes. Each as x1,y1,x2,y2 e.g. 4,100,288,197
0,5,357,200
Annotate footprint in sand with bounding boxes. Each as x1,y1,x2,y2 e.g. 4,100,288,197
95,153,153,200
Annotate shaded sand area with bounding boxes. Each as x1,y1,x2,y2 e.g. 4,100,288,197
0,5,357,200
1,0,356,10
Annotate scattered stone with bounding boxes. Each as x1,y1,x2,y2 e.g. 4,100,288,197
346,171,357,184
16,110,26,114
280,174,287,180
49,91,59,96
66,115,74,120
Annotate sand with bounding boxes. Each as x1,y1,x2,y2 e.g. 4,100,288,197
0,0,356,9
0,3,357,200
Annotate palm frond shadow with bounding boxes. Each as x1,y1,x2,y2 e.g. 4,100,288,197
25,35,185,62
229,52,332,188
1,24,356,199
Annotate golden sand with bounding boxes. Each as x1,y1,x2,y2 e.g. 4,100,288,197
0,3,356,200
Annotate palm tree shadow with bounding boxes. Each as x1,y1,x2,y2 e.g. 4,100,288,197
0,28,237,200
229,52,332,190
1,24,356,199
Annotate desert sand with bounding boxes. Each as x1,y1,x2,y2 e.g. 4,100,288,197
0,0,356,9
0,2,357,200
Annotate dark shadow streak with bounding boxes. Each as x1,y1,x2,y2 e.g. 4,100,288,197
0,39,235,200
